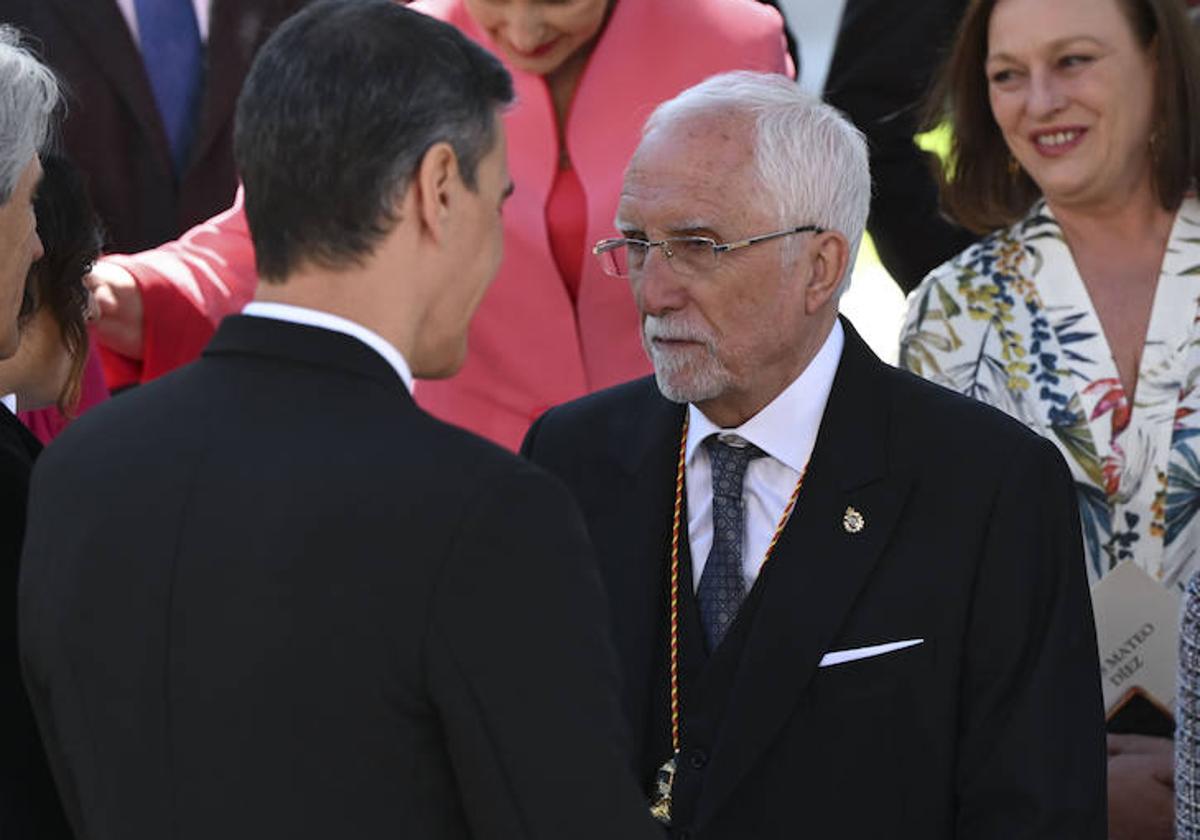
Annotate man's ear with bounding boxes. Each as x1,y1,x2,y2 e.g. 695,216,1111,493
804,231,850,315
413,141,461,244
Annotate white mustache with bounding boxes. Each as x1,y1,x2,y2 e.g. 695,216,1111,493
642,316,714,346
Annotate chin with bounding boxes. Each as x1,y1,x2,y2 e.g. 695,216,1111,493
1038,178,1104,209
502,45,571,77
652,361,732,406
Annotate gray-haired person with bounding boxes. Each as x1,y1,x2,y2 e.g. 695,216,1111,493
522,70,1105,838
0,23,70,840
0,25,54,356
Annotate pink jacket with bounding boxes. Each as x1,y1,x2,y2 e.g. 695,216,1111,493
100,0,790,449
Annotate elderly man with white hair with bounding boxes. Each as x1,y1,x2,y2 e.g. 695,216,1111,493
522,71,1106,839
0,28,53,359
0,24,68,840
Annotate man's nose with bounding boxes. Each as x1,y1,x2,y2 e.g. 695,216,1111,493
634,247,688,316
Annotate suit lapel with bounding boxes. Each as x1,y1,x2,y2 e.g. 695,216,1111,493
695,320,913,827
51,0,174,177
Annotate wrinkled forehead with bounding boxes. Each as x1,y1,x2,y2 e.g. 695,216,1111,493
616,113,758,230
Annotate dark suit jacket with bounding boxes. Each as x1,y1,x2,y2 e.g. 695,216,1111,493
522,320,1107,839
823,0,977,292
18,316,662,840
0,0,308,253
0,409,70,839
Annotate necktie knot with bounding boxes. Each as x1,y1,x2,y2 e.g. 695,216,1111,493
704,435,765,502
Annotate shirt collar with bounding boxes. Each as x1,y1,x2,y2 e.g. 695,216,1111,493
686,319,844,472
241,302,414,393
1,394,14,414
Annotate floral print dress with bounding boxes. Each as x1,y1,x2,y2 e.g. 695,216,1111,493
901,197,1200,589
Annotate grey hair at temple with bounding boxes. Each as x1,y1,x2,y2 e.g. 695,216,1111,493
642,71,870,294
0,26,59,204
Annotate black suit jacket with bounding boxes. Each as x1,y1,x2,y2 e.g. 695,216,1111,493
522,320,1107,838
823,0,977,292
0,0,308,253
0,410,70,839
18,316,662,840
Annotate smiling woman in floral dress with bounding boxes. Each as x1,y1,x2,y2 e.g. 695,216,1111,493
898,0,1200,836
903,0,1200,588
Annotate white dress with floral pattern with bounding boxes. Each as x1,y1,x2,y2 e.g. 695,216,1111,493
901,197,1200,589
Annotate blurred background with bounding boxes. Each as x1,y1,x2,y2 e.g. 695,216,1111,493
782,0,906,364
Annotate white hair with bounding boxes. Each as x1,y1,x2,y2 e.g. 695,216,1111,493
0,26,59,204
641,71,870,294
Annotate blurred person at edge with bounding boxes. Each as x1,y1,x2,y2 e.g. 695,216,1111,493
4,155,103,421
12,158,109,443
83,0,791,450
0,0,313,254
16,155,108,442
2,0,311,438
898,1,1200,838
0,25,71,840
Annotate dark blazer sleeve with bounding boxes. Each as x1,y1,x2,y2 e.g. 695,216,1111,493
955,435,1106,837
0,434,72,839
823,0,977,292
424,465,662,840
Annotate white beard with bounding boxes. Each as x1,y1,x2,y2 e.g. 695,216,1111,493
642,315,734,404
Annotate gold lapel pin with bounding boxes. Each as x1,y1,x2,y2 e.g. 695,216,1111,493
843,506,865,534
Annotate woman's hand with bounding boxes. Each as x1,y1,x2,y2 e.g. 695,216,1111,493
85,261,143,360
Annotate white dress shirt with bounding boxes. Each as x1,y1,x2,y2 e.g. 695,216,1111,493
686,320,844,591
114,0,211,44
1,394,15,414
241,302,414,393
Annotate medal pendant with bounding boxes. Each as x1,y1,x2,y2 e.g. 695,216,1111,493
649,755,677,826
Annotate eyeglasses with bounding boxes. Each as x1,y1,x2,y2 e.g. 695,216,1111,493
592,224,825,278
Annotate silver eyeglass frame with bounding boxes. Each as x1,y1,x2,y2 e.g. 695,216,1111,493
592,224,826,277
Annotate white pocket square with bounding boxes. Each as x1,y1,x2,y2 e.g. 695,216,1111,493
818,638,924,667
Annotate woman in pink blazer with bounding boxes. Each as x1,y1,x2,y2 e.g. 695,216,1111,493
89,0,791,449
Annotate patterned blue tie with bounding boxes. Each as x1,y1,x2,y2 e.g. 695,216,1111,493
135,0,204,173
697,435,765,651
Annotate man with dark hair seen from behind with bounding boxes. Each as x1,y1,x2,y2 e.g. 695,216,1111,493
17,3,662,838
0,25,71,839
